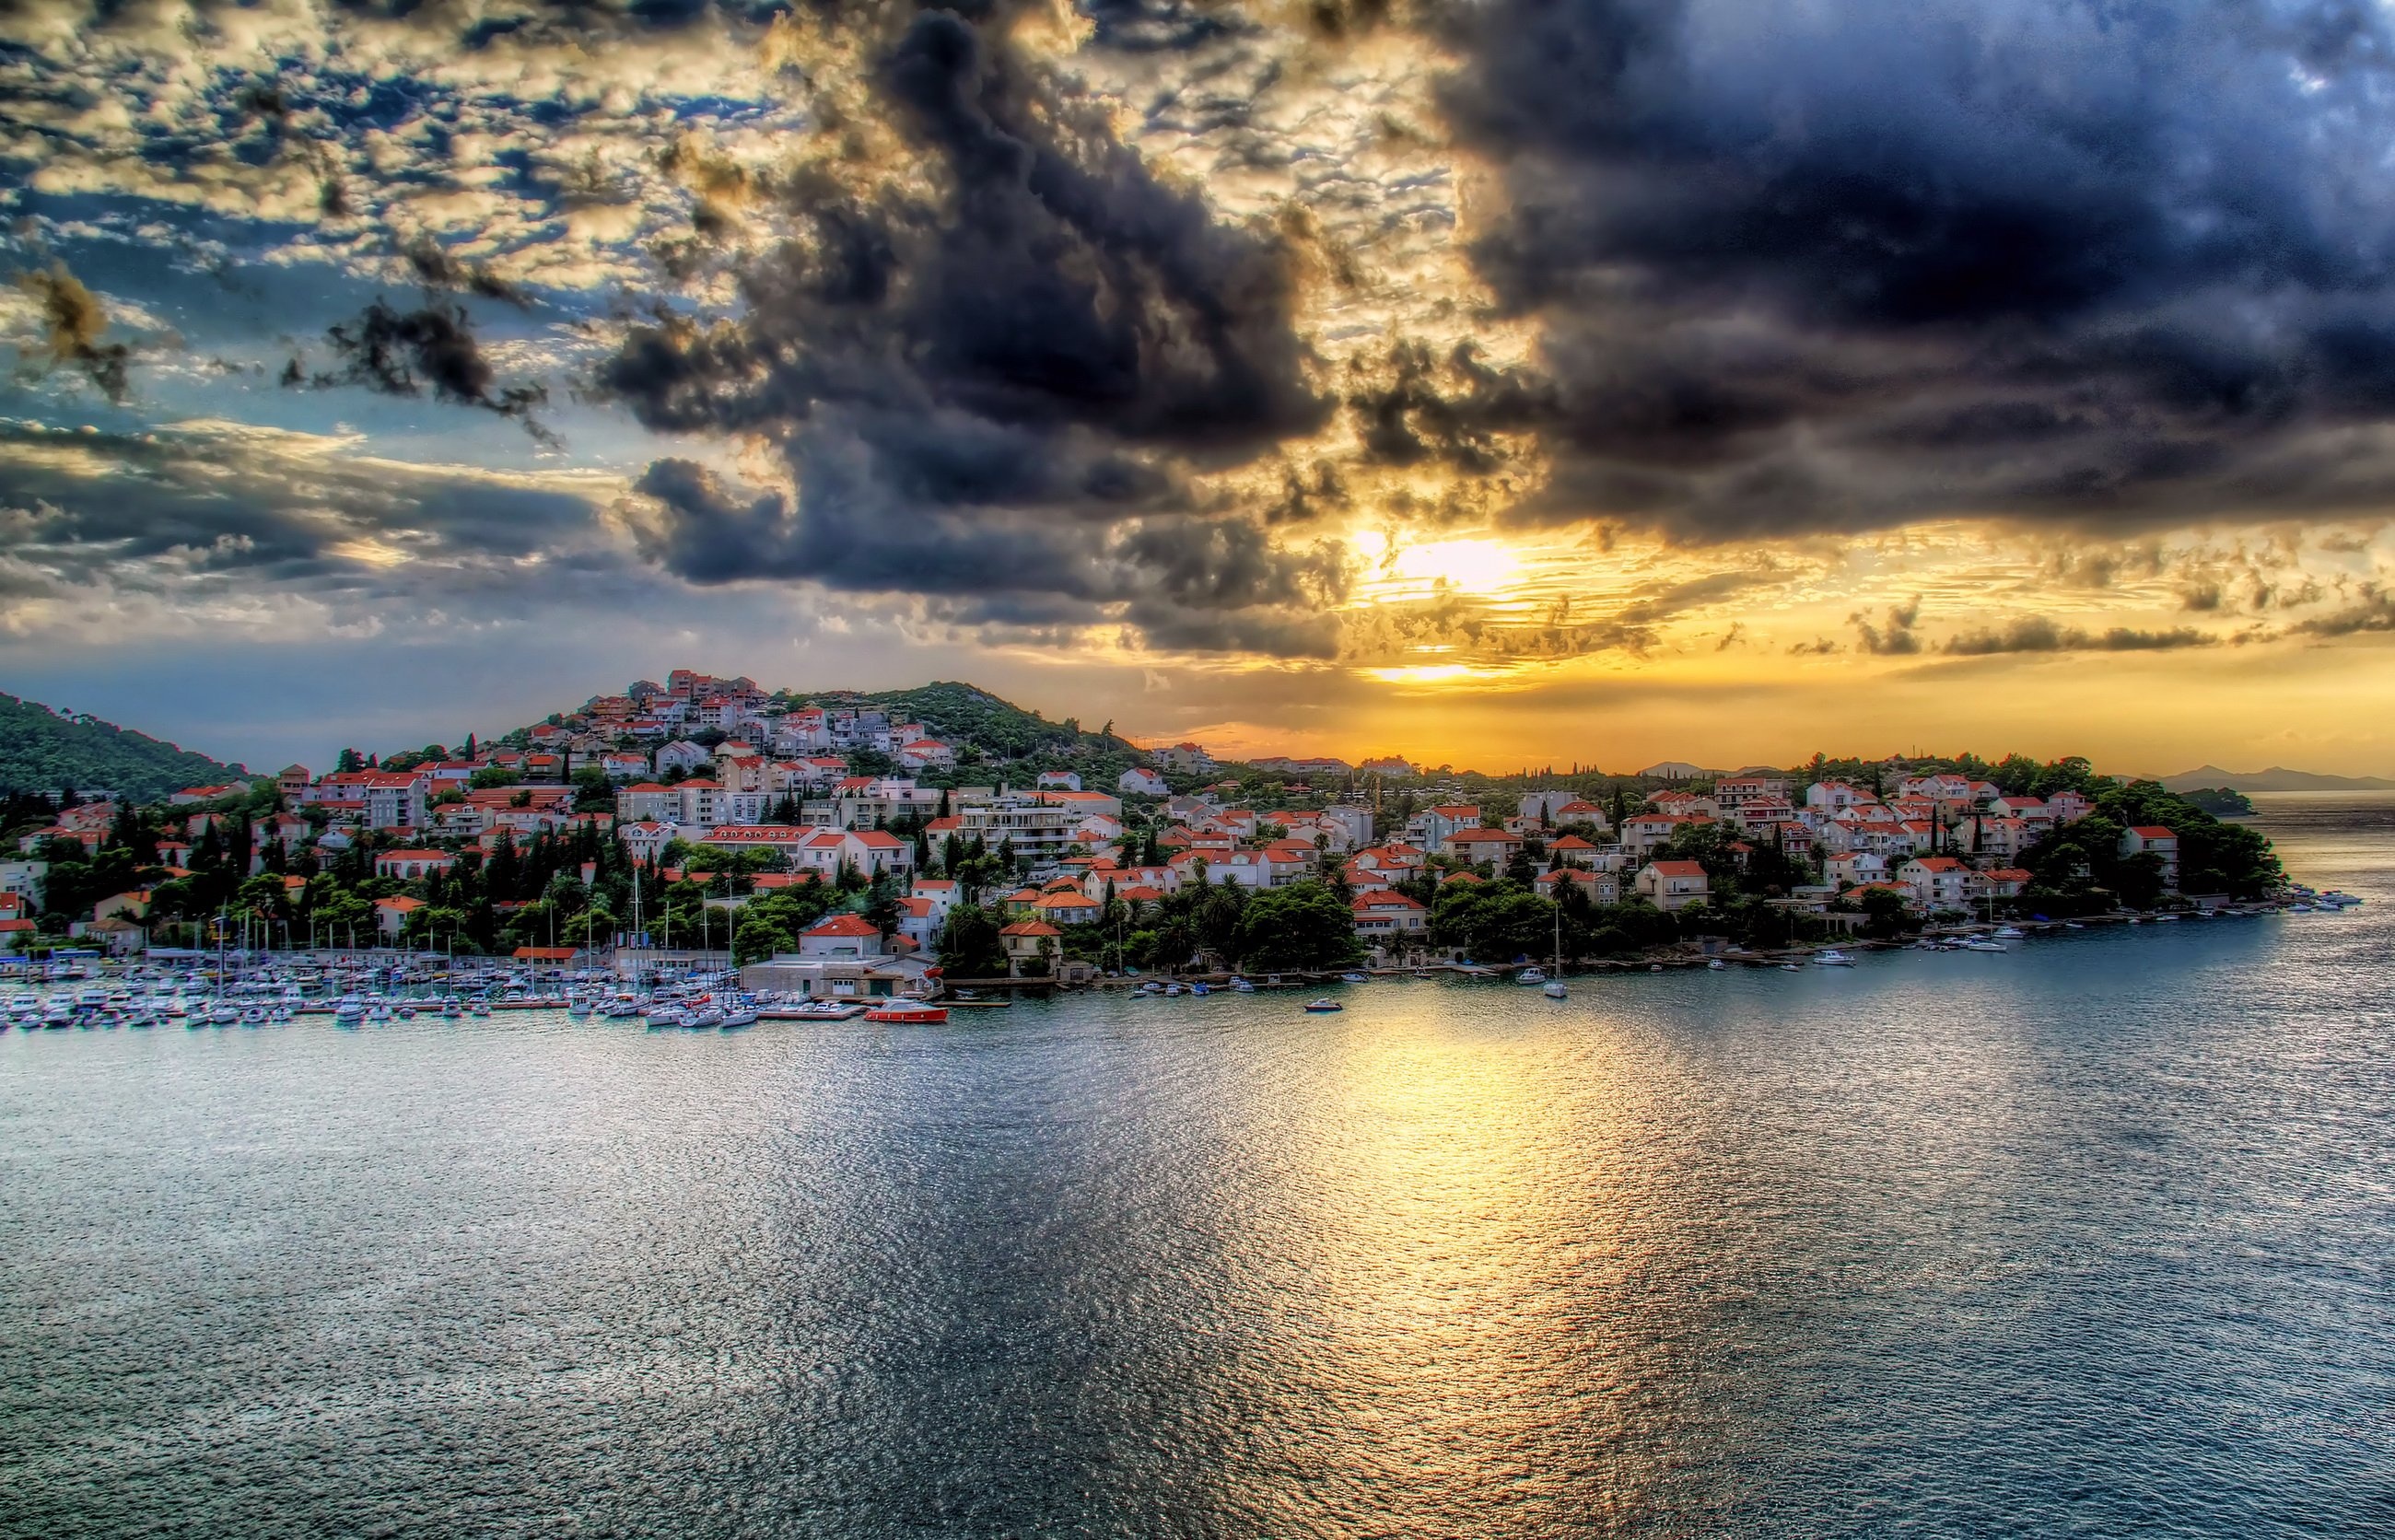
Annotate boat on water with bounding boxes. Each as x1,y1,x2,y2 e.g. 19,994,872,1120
1959,938,2009,952
1339,972,1370,985
1708,959,1727,970
1542,978,1568,999
1231,977,1256,993
1190,982,1210,996
1993,926,2026,939
1813,950,1856,967
1515,966,1548,986
1303,998,1343,1013
864,1002,948,1024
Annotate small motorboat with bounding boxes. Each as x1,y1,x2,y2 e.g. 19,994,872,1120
1231,976,1256,993
1780,962,1801,972
1339,973,1369,985
1190,982,1210,996
1708,959,1726,971
864,1002,949,1024
1515,967,1548,986
1959,938,2008,953
1163,983,1184,998
1542,979,1568,999
1302,998,1343,1012
1813,950,1856,967
1992,926,2025,939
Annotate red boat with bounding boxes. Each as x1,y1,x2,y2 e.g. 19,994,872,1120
863,1002,949,1024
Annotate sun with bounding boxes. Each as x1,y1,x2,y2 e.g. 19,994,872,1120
1385,538,1524,596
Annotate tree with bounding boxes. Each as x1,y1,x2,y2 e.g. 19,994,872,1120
733,914,795,965
1234,881,1363,970
937,904,1008,977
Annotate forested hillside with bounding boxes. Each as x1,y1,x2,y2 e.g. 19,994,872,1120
0,693,248,802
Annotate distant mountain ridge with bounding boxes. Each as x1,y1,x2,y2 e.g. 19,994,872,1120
0,692,249,802
2161,764,2395,793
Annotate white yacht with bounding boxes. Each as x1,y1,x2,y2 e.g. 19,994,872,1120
1515,966,1548,986
1813,949,1856,966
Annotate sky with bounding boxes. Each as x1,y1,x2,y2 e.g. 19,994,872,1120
5,0,2395,776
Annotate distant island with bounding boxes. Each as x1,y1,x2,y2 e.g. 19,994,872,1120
2161,764,2395,793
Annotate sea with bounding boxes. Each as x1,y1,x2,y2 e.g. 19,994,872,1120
1,794,2389,1538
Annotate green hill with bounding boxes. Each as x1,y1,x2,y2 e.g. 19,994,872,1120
0,693,249,802
850,681,1145,780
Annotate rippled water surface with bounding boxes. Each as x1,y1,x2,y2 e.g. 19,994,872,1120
4,796,2392,1537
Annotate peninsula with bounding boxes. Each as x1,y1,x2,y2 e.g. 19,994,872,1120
2,672,2289,983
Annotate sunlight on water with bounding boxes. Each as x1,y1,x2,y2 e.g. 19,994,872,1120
0,797,2389,1537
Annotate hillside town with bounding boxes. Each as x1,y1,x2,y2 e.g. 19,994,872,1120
0,671,2284,990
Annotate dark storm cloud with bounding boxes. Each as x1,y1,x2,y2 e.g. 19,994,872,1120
1347,338,1552,474
0,420,603,595
2290,588,2395,636
1435,0,2395,539
599,1,1333,652
13,262,133,403
403,239,530,308
300,299,553,442
630,452,1349,656
1851,598,1922,656
1941,618,2215,656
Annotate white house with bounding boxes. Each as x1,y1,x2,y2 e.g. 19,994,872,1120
1407,804,1481,848
1118,767,1169,797
1897,855,1975,912
1807,780,1869,812
1825,851,1888,889
1634,860,1710,911
2118,826,2180,892
1351,892,1428,942
1152,742,1215,773
905,881,963,928
798,913,886,959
